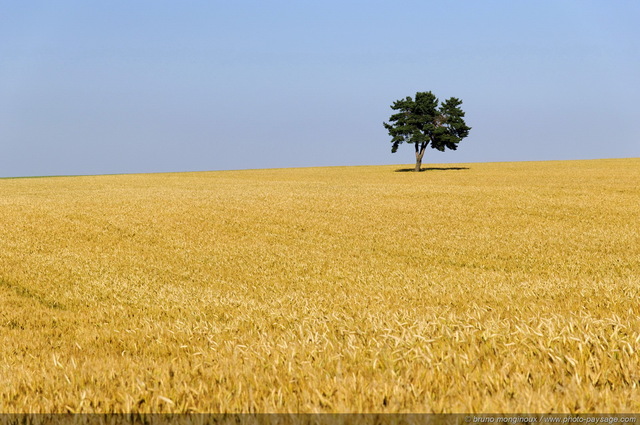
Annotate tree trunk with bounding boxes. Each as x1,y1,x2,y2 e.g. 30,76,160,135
414,143,426,172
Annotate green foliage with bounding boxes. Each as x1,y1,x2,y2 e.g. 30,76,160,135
383,91,471,155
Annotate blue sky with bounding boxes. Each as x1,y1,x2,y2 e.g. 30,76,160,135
1,1,638,177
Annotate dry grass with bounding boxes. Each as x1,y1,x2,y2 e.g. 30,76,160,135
0,158,639,413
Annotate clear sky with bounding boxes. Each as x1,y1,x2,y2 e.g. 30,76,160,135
1,1,639,177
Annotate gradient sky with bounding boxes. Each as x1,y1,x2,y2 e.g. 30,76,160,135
1,1,639,177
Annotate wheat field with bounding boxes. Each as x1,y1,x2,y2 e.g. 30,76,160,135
0,158,639,413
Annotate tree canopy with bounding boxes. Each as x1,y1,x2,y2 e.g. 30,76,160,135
383,91,471,171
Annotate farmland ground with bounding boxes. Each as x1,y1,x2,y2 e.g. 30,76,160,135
0,159,639,413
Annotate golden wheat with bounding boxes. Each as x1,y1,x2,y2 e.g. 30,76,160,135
0,159,639,413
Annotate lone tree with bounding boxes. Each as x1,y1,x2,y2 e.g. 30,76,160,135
383,91,471,172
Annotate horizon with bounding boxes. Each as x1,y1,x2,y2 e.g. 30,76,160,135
2,1,639,178
1,156,637,180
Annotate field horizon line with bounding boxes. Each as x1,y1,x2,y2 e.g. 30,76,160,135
1,156,637,180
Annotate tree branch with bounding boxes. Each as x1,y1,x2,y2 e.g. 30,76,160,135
420,142,427,156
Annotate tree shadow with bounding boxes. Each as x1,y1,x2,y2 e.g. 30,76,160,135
394,167,470,172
